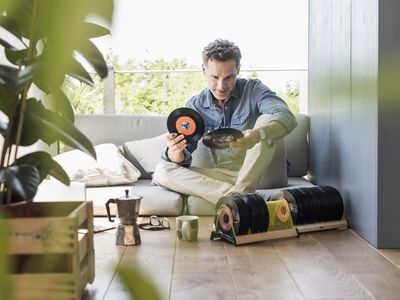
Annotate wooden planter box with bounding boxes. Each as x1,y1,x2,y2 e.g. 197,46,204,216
1,201,94,300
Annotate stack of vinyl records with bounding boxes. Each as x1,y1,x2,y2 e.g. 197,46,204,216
283,185,344,225
215,194,269,236
214,195,295,236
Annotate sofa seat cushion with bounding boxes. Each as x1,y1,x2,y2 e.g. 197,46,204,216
34,179,87,202
87,180,183,216
187,177,314,216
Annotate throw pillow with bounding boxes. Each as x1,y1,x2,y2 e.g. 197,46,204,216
53,143,141,186
123,133,167,178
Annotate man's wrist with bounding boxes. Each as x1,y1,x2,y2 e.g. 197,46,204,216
257,128,266,142
256,127,274,147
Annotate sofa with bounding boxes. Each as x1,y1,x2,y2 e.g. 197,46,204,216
35,113,313,216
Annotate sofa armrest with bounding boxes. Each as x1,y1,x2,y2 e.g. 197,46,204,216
34,179,87,202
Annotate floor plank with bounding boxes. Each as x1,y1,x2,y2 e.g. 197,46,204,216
311,230,396,274
107,217,176,300
82,225,125,300
272,234,372,299
173,217,229,273
378,248,400,269
84,217,400,300
224,241,304,299
170,217,236,300
312,229,400,300
170,272,236,300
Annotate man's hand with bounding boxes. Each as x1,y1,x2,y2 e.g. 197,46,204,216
229,129,259,150
167,133,187,163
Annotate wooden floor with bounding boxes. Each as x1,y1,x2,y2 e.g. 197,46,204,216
82,217,400,300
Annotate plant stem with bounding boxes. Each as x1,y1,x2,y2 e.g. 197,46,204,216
13,1,38,163
1,1,38,204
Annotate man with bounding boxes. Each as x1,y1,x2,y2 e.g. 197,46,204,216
153,39,297,204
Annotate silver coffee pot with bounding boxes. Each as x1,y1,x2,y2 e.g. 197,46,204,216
105,189,142,246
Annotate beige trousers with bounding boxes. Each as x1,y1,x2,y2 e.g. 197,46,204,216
153,115,287,204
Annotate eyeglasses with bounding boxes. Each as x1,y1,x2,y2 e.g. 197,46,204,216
138,215,171,231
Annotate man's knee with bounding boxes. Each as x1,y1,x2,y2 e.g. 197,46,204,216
153,161,176,186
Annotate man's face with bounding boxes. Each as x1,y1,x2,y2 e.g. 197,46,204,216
203,59,240,101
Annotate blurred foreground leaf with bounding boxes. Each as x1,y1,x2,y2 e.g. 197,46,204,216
117,264,162,300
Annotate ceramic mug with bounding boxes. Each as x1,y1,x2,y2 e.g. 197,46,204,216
176,215,199,241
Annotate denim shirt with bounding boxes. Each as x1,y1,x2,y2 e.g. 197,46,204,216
163,78,297,170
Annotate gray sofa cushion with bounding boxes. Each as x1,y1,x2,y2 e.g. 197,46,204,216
74,114,168,146
87,180,183,216
123,133,168,179
187,177,314,216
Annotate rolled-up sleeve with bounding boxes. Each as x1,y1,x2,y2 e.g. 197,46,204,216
254,80,297,133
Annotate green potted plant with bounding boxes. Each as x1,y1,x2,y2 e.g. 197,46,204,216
0,1,114,298
0,0,113,205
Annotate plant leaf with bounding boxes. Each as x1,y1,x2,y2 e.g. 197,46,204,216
86,0,114,25
48,159,70,186
2,0,34,40
83,22,110,38
17,151,53,182
0,65,18,86
47,89,75,122
0,15,22,40
0,38,17,50
0,85,16,114
76,39,108,78
5,48,28,65
117,265,162,300
17,64,38,87
32,79,52,94
67,58,94,86
10,98,44,146
0,121,7,136
0,165,40,200
29,109,96,159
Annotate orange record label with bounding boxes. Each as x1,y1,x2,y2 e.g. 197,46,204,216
176,116,196,135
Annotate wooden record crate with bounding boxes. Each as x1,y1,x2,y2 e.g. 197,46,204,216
1,201,94,300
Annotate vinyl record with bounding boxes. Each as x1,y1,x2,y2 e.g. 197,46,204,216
235,195,251,235
263,199,270,232
203,128,244,149
319,185,344,221
276,200,291,223
301,187,317,223
217,205,234,234
311,187,323,223
216,195,249,236
315,186,329,222
257,195,269,232
295,188,308,224
242,194,260,233
215,196,239,235
283,189,298,224
167,107,205,143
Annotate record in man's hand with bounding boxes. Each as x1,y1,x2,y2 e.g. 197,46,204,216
167,107,205,143
203,128,244,149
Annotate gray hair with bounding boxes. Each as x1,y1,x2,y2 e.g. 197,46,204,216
202,39,242,68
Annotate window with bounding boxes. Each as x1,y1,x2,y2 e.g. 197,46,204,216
67,0,308,115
